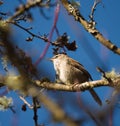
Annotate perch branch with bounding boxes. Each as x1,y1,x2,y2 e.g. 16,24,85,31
0,74,120,92
35,78,119,92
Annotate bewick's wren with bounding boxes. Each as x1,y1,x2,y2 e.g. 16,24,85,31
50,54,102,106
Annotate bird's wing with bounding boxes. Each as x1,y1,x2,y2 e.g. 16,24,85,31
68,57,93,80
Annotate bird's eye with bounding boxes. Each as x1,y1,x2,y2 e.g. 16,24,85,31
54,55,59,58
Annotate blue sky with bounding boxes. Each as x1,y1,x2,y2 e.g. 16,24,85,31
0,0,120,126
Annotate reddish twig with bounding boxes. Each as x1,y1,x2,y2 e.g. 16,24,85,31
34,3,60,65
76,93,102,126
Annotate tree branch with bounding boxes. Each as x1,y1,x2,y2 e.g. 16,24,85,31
35,78,119,92
0,74,120,92
61,0,120,55
8,0,43,21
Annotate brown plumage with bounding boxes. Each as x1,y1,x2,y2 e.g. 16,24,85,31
50,54,102,106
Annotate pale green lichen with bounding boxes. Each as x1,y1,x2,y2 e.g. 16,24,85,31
1,55,9,71
0,20,10,32
102,69,119,80
6,75,24,91
0,96,13,111
106,69,119,78
70,0,80,8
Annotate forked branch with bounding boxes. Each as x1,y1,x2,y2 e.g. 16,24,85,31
61,0,120,55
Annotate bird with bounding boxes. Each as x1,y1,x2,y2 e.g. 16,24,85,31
49,53,102,106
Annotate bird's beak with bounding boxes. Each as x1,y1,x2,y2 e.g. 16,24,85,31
46,58,53,61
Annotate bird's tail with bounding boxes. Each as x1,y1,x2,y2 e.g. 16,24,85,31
89,89,102,106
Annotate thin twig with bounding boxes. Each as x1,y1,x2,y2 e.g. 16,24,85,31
97,67,112,82
19,96,33,109
7,20,49,42
33,97,38,126
89,0,101,21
